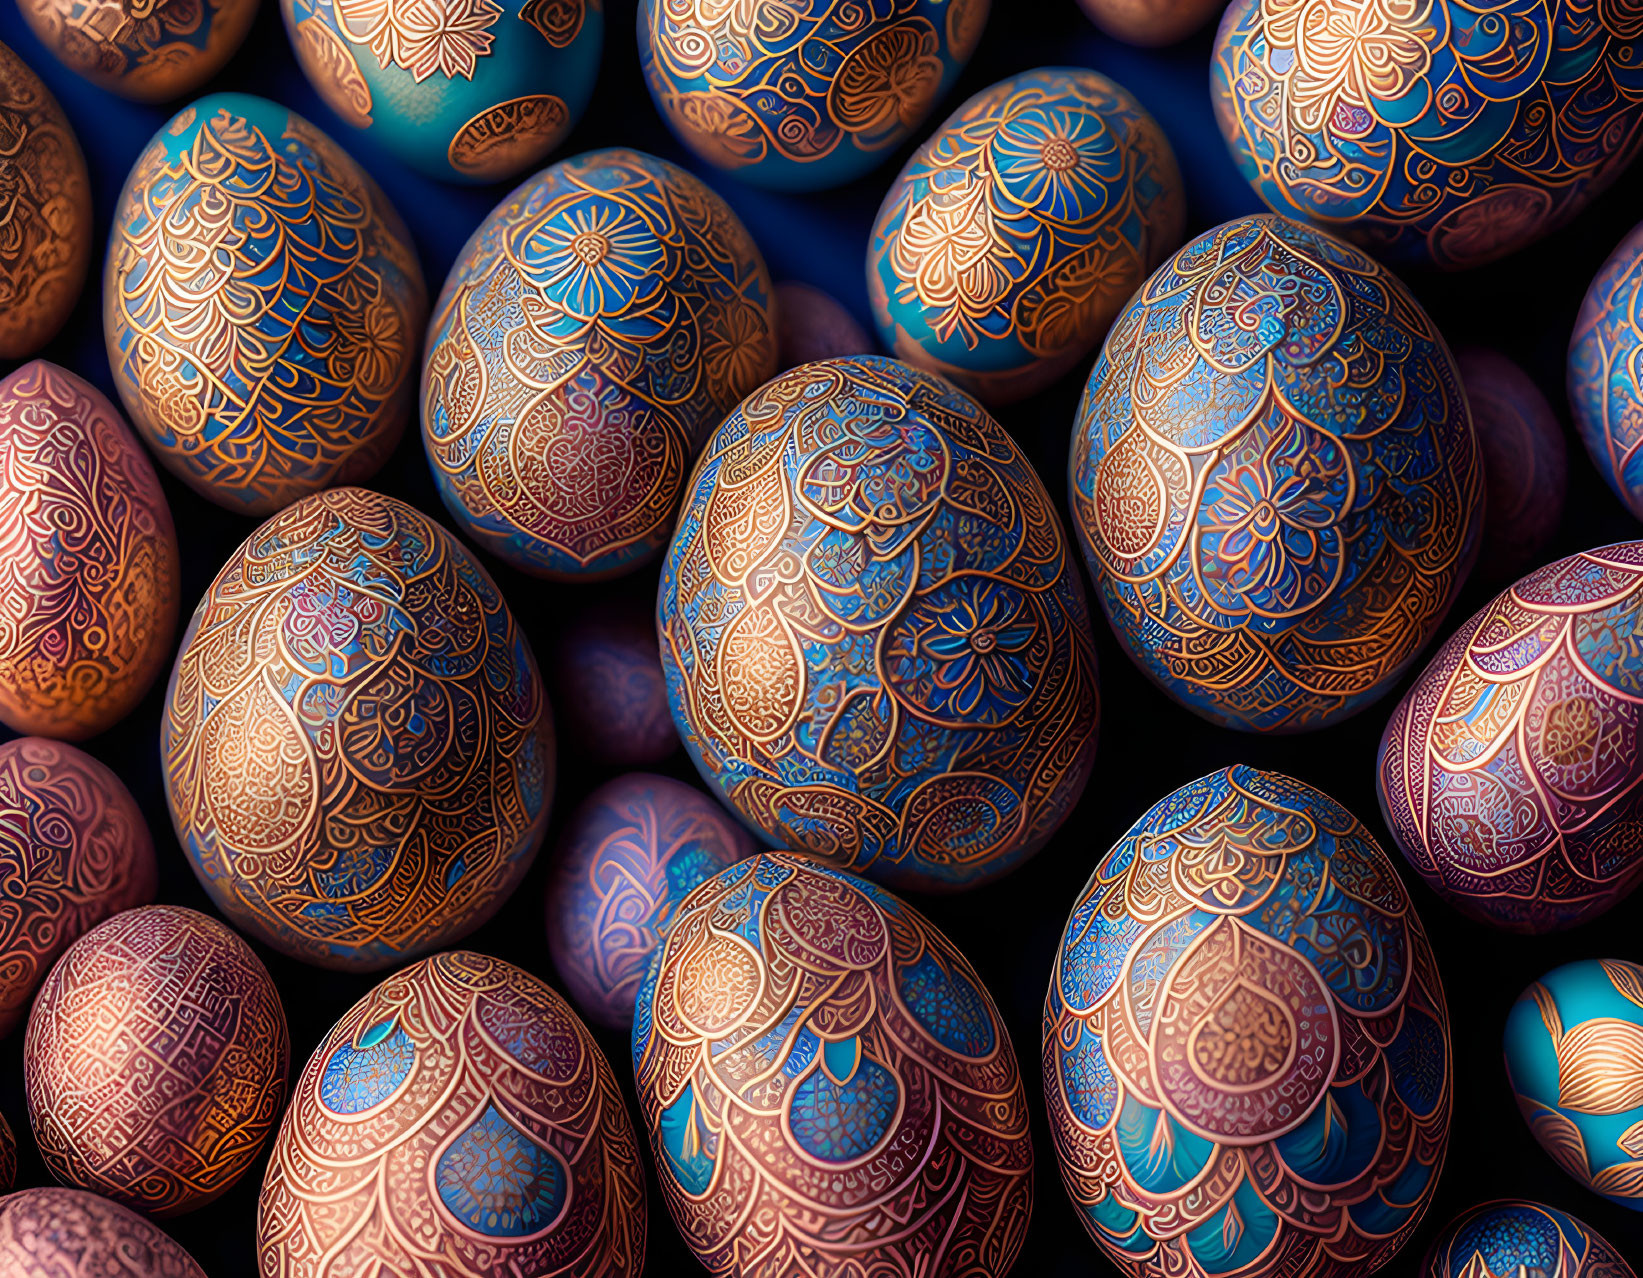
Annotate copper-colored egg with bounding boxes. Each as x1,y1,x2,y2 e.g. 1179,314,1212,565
550,597,677,769
0,1187,206,1276
0,361,179,740
1077,0,1224,45
0,44,91,362
17,0,258,102
775,281,872,371
25,904,290,1217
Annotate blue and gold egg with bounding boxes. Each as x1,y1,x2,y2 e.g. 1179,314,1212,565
659,354,1099,892
1045,766,1452,1277
18,0,259,102
639,0,990,190
1506,958,1643,1211
1571,221,1643,521
282,0,602,183
1422,1200,1636,1278
869,66,1183,405
1069,214,1483,733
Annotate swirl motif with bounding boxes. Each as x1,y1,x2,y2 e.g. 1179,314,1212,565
162,487,554,970
1570,219,1643,519
633,851,1032,1277
659,355,1099,891
1213,0,1643,269
869,67,1184,405
1044,766,1452,1278
0,1187,207,1276
24,905,290,1217
258,951,646,1278
423,148,775,581
1069,214,1482,733
1378,542,1643,933
17,0,257,101
1423,1199,1636,1278
105,94,427,516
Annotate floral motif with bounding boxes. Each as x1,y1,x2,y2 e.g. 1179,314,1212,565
889,576,1039,725
527,200,666,320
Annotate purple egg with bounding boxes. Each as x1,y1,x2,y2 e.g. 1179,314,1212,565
776,282,873,371
550,598,678,768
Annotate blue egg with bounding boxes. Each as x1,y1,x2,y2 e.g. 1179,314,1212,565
1571,221,1643,521
1422,1200,1635,1278
282,0,602,183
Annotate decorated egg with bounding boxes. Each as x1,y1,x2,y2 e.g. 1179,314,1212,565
1077,0,1222,46
17,0,257,101
0,1188,206,1277
1379,543,1643,932
0,361,179,740
0,44,90,361
634,850,1031,1275
1570,220,1643,520
105,93,427,516
546,772,755,1029
549,596,677,768
639,0,989,191
1045,766,1452,1276
422,147,776,581
1457,347,1566,582
282,0,601,183
0,737,156,1039
1069,214,1482,733
258,951,645,1277
0,1117,12,1192
1422,1200,1636,1278
163,487,554,970
1505,958,1643,1211
660,355,1099,891
25,904,290,1217
869,66,1183,405
1212,0,1643,270
776,281,872,370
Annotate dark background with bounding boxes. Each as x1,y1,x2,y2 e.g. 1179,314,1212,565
0,0,1640,1272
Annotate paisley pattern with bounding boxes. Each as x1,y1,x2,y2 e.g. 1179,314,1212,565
869,66,1184,405
1044,766,1452,1277
423,148,775,581
162,487,554,970
550,598,679,768
105,94,427,516
258,951,646,1278
18,0,258,101
25,905,290,1217
0,1187,207,1277
1506,958,1643,1211
1213,0,1643,270
633,851,1032,1278
1379,543,1643,933
0,362,179,740
1422,1199,1636,1278
1069,215,1482,733
660,355,1099,891
1571,219,1643,520
639,0,989,190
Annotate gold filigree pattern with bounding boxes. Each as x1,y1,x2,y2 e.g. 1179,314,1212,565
16,0,258,102
448,94,571,178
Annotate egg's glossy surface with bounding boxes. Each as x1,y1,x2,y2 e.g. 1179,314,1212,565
282,0,601,182
776,281,871,371
106,93,427,516
660,355,1099,892
258,951,646,1278
423,147,775,580
0,361,179,740
1570,220,1643,520
0,1188,206,1277
634,851,1032,1276
1076,0,1222,46
549,597,677,768
1379,543,1643,932
18,0,258,101
25,905,290,1217
1070,214,1482,733
546,773,755,1029
1506,958,1643,1211
869,66,1183,405
163,487,554,970
1422,1200,1635,1278
1045,766,1452,1277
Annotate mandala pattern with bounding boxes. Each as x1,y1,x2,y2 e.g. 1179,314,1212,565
547,773,756,1029
1070,215,1482,733
550,598,678,768
1422,1199,1636,1278
25,904,290,1217
1506,958,1643,1211
633,851,1032,1277
660,355,1099,891
0,737,156,1040
0,362,180,740
1076,0,1224,46
0,45,90,362
869,66,1184,405
283,0,601,183
258,951,646,1278
775,281,872,371
423,148,775,581
1044,766,1452,1277
162,487,555,970
1570,219,1643,520
105,94,427,516
1212,0,1643,270
1379,543,1643,932
0,1187,207,1277
18,0,258,101
639,0,990,190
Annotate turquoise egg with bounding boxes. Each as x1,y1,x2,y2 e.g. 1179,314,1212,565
1422,1200,1635,1278
282,0,603,183
1506,958,1643,1211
